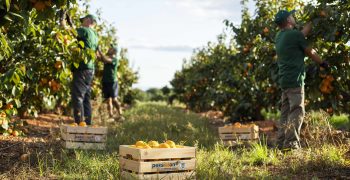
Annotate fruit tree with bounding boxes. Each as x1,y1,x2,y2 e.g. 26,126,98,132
0,0,138,135
171,0,350,121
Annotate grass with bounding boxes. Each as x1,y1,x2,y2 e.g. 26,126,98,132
1,102,349,179
108,101,218,150
330,114,349,131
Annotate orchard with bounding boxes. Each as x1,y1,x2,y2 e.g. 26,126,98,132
171,0,350,121
0,0,349,179
0,0,137,135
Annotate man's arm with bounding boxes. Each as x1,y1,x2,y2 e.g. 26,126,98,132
301,22,312,37
97,50,113,64
305,47,322,64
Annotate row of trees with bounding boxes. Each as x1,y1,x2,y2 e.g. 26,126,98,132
0,0,137,135
171,0,350,121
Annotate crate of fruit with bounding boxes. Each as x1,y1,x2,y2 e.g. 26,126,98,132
218,123,259,144
119,140,196,180
60,122,107,150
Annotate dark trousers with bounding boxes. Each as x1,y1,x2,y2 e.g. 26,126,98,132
71,70,94,125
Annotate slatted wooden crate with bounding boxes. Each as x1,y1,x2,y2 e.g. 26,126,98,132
218,125,259,145
60,124,107,150
119,145,196,180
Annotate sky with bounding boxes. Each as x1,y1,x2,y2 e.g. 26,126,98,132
88,0,256,90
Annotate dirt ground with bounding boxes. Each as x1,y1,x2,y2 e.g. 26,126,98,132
0,113,73,173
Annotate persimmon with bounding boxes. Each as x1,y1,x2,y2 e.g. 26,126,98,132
5,103,13,110
319,10,327,17
34,1,46,11
55,61,62,69
79,122,87,127
263,27,269,34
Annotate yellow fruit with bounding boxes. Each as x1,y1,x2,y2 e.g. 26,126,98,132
135,141,147,147
0,112,6,118
143,144,152,149
175,145,184,148
136,146,144,148
20,154,29,161
7,129,13,134
5,103,13,110
70,123,78,127
159,143,171,148
165,140,176,148
79,122,87,127
233,122,241,127
148,140,159,148
55,61,62,69
12,130,19,137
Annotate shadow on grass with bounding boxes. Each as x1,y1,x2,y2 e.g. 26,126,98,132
271,160,350,179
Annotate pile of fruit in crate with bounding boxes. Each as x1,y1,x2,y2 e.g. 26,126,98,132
224,122,257,128
69,122,98,127
130,140,184,149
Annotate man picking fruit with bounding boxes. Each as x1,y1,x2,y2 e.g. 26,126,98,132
97,44,123,120
274,10,328,150
71,14,99,125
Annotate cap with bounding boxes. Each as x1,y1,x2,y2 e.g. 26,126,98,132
80,14,97,23
274,10,296,25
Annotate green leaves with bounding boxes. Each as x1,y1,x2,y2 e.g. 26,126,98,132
5,0,10,11
172,0,350,119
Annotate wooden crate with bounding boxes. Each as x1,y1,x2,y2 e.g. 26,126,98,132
218,125,259,145
119,145,196,180
60,124,107,150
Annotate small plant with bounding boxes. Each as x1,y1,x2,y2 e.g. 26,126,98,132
329,114,349,131
316,144,347,166
243,141,279,166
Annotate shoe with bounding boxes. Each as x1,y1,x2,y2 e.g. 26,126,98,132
106,118,115,122
280,141,300,153
116,116,125,122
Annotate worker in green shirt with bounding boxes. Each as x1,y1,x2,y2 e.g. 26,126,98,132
97,45,123,120
71,14,99,125
274,10,328,150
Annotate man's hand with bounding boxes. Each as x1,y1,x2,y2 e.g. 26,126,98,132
97,50,113,64
96,49,102,59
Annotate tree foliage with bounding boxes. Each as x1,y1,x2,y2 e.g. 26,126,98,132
171,0,350,121
0,0,138,135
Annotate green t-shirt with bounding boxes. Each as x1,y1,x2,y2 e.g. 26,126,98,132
75,27,99,70
275,29,308,89
102,57,118,83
